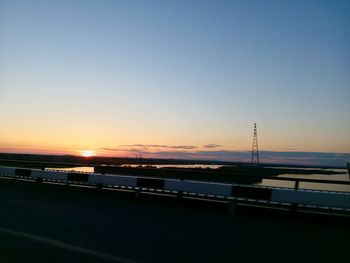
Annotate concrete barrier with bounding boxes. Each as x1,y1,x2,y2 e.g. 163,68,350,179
15,168,32,177
271,189,350,209
137,178,165,189
232,185,272,200
1,166,349,210
89,174,137,187
67,173,89,182
32,170,68,181
165,180,232,196
0,166,16,176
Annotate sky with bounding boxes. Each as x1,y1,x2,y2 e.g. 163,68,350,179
0,0,349,166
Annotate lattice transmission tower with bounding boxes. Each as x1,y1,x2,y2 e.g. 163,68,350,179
251,123,260,165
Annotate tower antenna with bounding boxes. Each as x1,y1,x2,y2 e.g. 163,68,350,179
251,123,260,165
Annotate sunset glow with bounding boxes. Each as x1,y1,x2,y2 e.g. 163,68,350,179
81,150,95,158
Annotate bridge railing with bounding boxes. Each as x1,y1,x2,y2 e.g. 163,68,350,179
0,159,348,190
0,165,349,214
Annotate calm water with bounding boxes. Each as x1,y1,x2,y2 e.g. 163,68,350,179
122,164,223,169
45,166,94,173
45,164,222,172
259,171,350,192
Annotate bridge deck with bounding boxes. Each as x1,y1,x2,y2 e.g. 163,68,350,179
0,178,349,263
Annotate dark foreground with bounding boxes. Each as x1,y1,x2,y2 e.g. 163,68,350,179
0,178,349,263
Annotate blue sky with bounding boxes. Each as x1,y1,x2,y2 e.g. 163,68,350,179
0,0,349,165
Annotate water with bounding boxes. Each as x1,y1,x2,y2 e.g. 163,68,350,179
265,166,347,173
259,171,350,192
122,164,223,169
45,166,94,173
45,164,222,172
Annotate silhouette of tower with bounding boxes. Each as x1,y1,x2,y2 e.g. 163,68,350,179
251,123,260,165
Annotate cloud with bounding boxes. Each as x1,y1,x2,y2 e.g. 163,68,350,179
171,145,198,150
100,147,148,153
122,144,197,150
100,148,127,151
203,144,222,148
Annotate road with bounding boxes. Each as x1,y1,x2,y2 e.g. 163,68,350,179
0,177,349,263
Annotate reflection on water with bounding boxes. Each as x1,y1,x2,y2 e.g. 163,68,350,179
46,164,222,172
259,173,350,192
46,166,94,173
259,179,295,189
265,166,347,173
299,182,350,192
278,173,349,181
122,164,222,169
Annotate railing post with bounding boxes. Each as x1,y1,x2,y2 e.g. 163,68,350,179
135,190,140,200
291,180,300,213
294,180,299,190
36,178,43,183
290,203,298,213
8,178,16,186
228,200,237,215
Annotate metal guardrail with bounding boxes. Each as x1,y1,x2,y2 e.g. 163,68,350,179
0,159,349,192
0,166,349,217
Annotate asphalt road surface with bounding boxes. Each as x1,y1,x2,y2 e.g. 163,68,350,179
0,178,349,263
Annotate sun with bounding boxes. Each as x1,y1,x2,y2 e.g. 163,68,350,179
81,150,95,157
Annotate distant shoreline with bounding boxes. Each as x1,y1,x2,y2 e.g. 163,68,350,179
0,152,346,169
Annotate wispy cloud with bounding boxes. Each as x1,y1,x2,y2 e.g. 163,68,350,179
100,147,149,153
100,148,124,151
122,144,198,150
203,144,222,148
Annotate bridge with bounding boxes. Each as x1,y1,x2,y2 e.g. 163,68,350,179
0,165,349,262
